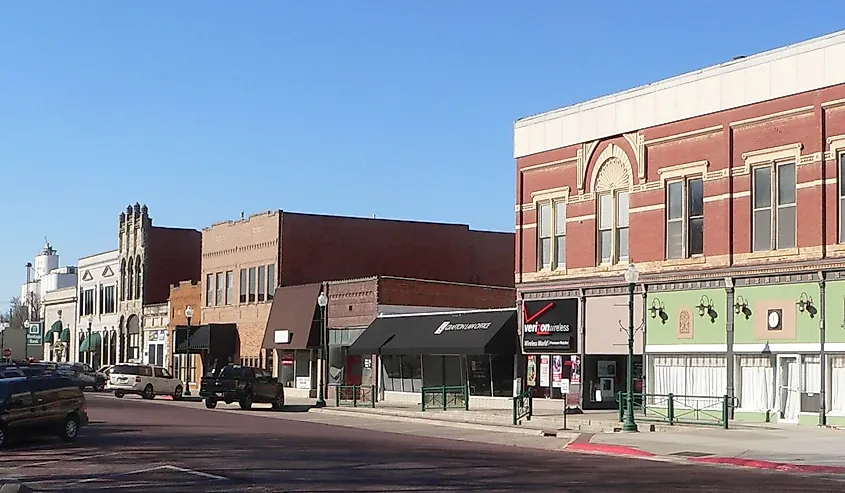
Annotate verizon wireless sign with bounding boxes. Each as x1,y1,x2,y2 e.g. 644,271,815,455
522,299,578,354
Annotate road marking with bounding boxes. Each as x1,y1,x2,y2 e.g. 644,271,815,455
11,452,116,469
78,464,229,483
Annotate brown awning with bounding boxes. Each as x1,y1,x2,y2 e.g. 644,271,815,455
262,283,322,350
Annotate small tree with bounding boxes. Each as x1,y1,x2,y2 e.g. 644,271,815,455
8,297,30,331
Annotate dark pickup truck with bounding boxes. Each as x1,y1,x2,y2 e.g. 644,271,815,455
199,365,285,411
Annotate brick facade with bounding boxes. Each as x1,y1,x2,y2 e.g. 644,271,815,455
169,281,202,387
202,211,515,362
516,85,845,289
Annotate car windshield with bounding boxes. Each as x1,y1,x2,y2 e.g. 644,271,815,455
218,366,243,378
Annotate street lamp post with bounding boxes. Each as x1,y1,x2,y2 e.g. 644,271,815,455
622,263,639,433
184,305,194,397
87,314,93,366
316,291,328,408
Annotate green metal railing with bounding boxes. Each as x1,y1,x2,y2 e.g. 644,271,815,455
512,389,533,425
335,385,376,408
617,392,732,429
421,385,469,411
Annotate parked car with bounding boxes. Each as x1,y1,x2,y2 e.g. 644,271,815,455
106,363,183,400
0,375,89,448
0,363,55,379
97,365,114,380
56,363,106,391
200,364,284,410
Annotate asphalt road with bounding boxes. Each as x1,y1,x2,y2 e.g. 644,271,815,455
0,395,843,492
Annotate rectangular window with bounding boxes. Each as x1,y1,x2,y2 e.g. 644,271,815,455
257,266,266,302
666,178,704,259
83,288,95,316
98,284,104,315
840,155,845,243
537,202,551,269
206,274,214,307
103,285,116,314
215,272,224,306
753,164,795,251
267,265,275,301
225,271,234,305
248,267,256,303
597,192,629,264
239,269,247,304
554,201,566,269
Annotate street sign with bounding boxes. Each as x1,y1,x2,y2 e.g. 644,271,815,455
26,322,42,345
2,348,10,358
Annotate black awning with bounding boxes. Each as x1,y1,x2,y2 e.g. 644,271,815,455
350,309,518,356
174,323,238,358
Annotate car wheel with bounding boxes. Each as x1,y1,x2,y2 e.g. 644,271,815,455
204,398,217,409
239,391,253,410
172,386,183,401
142,384,154,400
114,391,125,398
271,392,285,410
94,381,105,392
60,415,80,443
0,424,6,449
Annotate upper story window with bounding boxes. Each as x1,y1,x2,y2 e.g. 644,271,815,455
597,191,629,265
239,269,247,304
102,285,116,314
666,178,704,259
215,272,224,306
127,258,134,300
752,163,796,252
82,288,95,316
257,266,266,302
839,154,845,242
205,273,214,307
248,267,257,303
266,265,276,301
536,201,566,270
225,271,234,305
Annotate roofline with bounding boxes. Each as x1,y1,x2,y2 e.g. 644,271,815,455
376,307,516,319
515,29,845,128
379,275,515,291
78,249,119,262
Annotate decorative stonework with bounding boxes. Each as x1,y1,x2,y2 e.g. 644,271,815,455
623,132,646,179
577,140,601,192
677,309,693,339
591,143,634,193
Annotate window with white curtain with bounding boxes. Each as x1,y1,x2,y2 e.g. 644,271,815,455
802,354,821,393
651,355,726,408
738,355,774,412
830,355,845,413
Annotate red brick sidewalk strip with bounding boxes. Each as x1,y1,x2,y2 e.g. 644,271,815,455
689,457,845,474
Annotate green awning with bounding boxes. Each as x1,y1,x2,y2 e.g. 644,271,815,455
79,332,102,353
60,327,71,343
45,320,63,341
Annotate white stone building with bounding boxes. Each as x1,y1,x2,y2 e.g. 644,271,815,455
76,249,120,367
42,287,77,362
20,243,77,320
142,302,170,367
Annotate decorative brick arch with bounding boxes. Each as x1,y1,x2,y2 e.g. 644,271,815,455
589,143,635,193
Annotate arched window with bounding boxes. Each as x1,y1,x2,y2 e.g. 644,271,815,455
127,258,134,300
135,255,142,300
591,145,633,266
120,259,126,301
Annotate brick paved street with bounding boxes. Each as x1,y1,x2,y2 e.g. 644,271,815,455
0,395,843,492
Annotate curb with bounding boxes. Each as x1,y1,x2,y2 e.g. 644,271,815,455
311,407,560,437
689,456,845,474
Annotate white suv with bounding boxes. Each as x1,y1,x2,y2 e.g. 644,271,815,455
106,363,183,400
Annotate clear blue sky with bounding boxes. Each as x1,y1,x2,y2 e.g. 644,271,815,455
1,1,843,303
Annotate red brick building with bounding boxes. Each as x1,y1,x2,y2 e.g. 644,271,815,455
513,31,845,418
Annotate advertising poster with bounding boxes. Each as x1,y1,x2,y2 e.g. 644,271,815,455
552,355,563,387
570,355,581,385
539,355,550,387
526,355,537,386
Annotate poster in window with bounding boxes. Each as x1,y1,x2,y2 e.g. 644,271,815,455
569,355,581,385
539,355,550,387
552,355,563,387
526,356,537,386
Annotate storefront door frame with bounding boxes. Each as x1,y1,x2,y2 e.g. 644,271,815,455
777,353,800,423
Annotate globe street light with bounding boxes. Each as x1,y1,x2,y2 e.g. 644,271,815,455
184,305,194,397
622,263,639,433
316,291,329,408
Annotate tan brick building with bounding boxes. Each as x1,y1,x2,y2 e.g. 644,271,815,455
514,31,845,422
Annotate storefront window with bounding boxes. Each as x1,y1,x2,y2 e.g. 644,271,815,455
279,350,295,387
294,350,311,378
490,354,515,397
467,356,491,396
329,346,346,384
381,355,422,392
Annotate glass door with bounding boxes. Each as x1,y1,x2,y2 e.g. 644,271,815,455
777,354,800,423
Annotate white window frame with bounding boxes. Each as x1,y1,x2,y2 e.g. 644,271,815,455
752,162,796,252
665,177,704,259
535,200,567,271
597,190,629,265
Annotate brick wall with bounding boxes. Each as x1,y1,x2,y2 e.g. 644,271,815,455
146,227,202,305
516,83,845,285
200,211,281,360
281,213,514,287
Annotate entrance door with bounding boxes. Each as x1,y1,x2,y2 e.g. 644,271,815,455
147,343,164,367
777,355,800,423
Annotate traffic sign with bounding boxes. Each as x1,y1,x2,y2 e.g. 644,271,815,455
2,348,10,358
